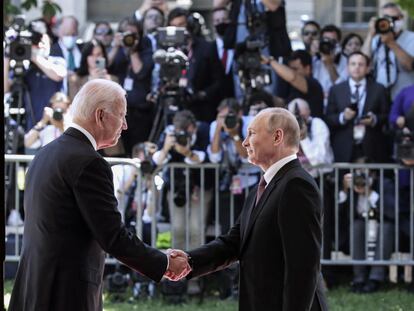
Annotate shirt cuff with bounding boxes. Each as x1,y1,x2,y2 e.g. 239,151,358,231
339,112,346,125
338,190,348,204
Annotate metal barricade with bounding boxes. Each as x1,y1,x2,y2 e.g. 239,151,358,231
4,156,414,268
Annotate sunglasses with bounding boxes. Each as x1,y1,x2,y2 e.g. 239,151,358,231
303,30,318,36
94,28,113,36
383,15,402,22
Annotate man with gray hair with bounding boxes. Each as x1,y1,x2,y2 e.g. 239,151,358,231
170,107,328,310
9,79,191,311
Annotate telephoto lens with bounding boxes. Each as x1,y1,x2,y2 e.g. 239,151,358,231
52,108,64,121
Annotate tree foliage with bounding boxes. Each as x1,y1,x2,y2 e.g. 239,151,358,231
4,0,62,25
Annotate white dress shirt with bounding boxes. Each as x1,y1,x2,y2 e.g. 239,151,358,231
263,154,298,186
70,122,97,150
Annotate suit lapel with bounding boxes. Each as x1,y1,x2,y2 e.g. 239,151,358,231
362,81,372,115
240,159,301,253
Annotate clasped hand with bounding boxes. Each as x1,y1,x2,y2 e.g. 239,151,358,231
164,249,192,281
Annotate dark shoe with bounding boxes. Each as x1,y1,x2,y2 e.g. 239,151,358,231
350,282,364,293
361,280,380,293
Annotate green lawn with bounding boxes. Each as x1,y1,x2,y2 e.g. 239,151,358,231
4,281,414,310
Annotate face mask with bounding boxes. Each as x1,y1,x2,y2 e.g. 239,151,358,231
215,22,229,37
62,36,77,49
394,20,404,33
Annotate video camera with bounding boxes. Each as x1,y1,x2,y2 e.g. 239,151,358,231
5,16,46,63
153,27,189,88
396,129,414,161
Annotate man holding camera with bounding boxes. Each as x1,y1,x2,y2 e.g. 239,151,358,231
152,110,211,250
208,98,260,234
108,17,154,155
325,51,390,164
5,21,67,131
312,25,342,106
362,2,414,100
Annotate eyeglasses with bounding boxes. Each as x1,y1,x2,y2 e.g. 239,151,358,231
303,30,318,36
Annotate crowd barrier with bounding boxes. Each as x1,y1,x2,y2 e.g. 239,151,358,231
4,155,414,270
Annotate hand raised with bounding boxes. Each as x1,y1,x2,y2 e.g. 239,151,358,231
164,249,192,281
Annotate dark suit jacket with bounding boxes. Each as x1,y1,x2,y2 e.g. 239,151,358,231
188,159,327,311
9,128,167,311
325,79,390,163
211,39,235,101
186,37,224,123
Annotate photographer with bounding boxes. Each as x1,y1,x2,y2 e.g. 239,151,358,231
325,52,390,164
24,92,71,150
208,98,260,233
287,98,333,178
301,21,320,55
92,21,114,54
361,2,414,99
152,110,211,249
68,40,117,100
336,33,364,81
108,17,155,155
339,169,394,293
262,49,324,118
311,24,342,103
5,20,67,131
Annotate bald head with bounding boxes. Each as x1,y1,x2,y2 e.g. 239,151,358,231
70,79,126,123
258,108,300,149
287,98,311,119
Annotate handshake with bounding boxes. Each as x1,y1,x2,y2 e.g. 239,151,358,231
164,249,192,281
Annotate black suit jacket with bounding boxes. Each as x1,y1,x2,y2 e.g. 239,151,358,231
188,159,327,311
325,79,390,162
9,128,167,311
211,39,235,101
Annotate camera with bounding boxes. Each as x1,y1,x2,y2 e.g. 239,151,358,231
52,108,64,121
156,27,187,49
225,113,238,129
106,270,130,294
173,179,187,207
353,173,368,188
174,130,189,147
396,129,414,161
153,47,188,85
375,17,394,34
235,39,272,92
122,32,138,47
95,57,106,70
319,38,336,55
5,16,46,62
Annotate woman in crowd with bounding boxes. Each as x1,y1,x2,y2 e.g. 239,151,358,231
68,39,117,99
336,33,364,80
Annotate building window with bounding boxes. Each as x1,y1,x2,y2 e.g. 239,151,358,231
342,0,378,25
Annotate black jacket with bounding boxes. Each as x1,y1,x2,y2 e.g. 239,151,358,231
188,159,328,311
9,128,167,311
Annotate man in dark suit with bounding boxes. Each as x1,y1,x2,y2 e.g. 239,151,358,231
325,51,390,163
9,79,190,311
170,107,328,310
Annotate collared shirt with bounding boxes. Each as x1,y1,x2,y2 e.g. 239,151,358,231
263,154,297,186
70,122,97,150
348,78,367,117
216,37,234,74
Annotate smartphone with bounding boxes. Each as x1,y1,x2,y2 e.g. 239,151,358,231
359,114,371,120
95,57,106,70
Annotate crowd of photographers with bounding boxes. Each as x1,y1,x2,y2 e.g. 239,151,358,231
4,0,414,297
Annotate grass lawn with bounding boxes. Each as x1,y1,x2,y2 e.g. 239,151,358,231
4,280,414,310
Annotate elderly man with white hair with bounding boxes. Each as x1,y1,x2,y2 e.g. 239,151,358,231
9,79,191,311
287,98,334,178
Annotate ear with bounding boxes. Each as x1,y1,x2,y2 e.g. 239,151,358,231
273,128,284,146
95,108,105,128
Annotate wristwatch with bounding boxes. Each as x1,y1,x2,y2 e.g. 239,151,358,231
232,135,241,142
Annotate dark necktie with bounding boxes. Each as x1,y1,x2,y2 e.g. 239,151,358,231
354,83,361,104
255,176,267,206
67,49,75,71
221,48,228,69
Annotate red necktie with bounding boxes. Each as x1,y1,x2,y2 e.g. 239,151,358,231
255,176,267,206
221,49,228,69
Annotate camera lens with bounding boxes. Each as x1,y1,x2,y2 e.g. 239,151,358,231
122,32,137,47
52,108,63,121
224,113,238,129
319,38,335,55
375,18,393,34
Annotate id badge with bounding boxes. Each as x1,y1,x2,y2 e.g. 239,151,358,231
231,175,243,195
123,77,133,91
353,124,366,141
